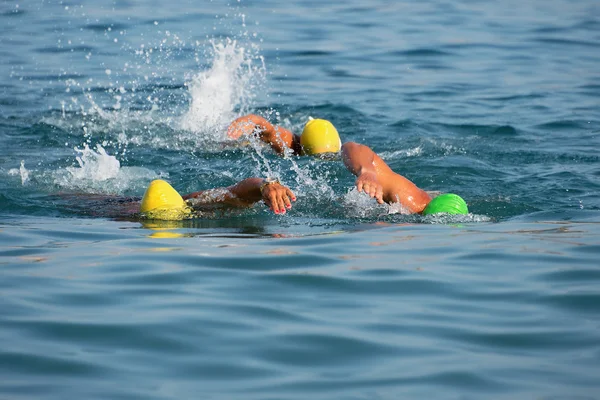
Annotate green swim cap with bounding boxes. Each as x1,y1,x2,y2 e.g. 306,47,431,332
422,193,468,216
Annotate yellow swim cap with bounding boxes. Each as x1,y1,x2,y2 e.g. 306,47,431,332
140,179,191,220
300,118,341,155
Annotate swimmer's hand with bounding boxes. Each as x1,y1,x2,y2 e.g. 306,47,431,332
356,171,384,204
261,182,296,214
227,114,270,139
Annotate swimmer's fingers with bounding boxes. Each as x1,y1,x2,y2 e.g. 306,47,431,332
356,173,384,203
263,183,293,214
356,171,378,193
362,180,377,198
286,188,296,203
356,177,365,193
375,185,384,204
283,188,296,210
269,190,283,214
367,181,377,198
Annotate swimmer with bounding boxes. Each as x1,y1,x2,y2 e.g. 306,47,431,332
227,114,341,156
63,177,296,220
342,142,468,215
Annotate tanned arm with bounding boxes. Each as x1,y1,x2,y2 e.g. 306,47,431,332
341,142,431,213
226,114,302,155
182,178,296,214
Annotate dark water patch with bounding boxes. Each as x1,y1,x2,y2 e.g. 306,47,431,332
539,292,600,315
390,48,455,57
531,25,574,34
83,22,130,33
259,331,399,368
7,320,196,354
34,45,96,54
442,42,525,51
538,268,600,284
453,247,574,268
348,21,376,28
172,359,275,381
481,93,546,102
462,199,538,221
192,253,340,271
221,302,313,326
324,67,363,78
29,227,132,243
407,89,458,98
490,148,600,166
575,243,600,255
414,63,454,71
446,328,598,352
21,73,86,82
282,49,335,57
575,18,600,31
389,118,422,129
532,37,600,49
1,9,26,17
89,266,199,288
577,84,600,97
534,120,591,131
0,247,51,259
0,351,105,377
432,123,519,136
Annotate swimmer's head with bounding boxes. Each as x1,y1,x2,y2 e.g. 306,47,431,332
422,193,468,216
300,118,341,156
140,179,191,220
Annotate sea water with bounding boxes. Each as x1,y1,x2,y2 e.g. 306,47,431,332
1,0,599,399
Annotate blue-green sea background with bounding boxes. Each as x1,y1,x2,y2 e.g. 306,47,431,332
1,0,600,399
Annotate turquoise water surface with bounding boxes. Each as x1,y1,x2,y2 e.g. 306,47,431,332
1,0,600,399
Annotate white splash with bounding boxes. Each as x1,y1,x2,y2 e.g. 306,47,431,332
54,144,159,194
67,144,121,182
342,187,389,218
8,160,30,185
380,146,423,159
179,39,266,139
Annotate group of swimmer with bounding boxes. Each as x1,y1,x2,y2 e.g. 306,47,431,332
139,114,468,220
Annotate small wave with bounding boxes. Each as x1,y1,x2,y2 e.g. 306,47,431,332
534,120,590,131
390,48,455,57
433,123,519,136
83,22,130,33
532,37,600,48
34,45,96,54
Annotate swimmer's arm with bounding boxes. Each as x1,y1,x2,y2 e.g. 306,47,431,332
342,142,431,212
182,178,296,214
227,114,302,155
341,142,385,204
